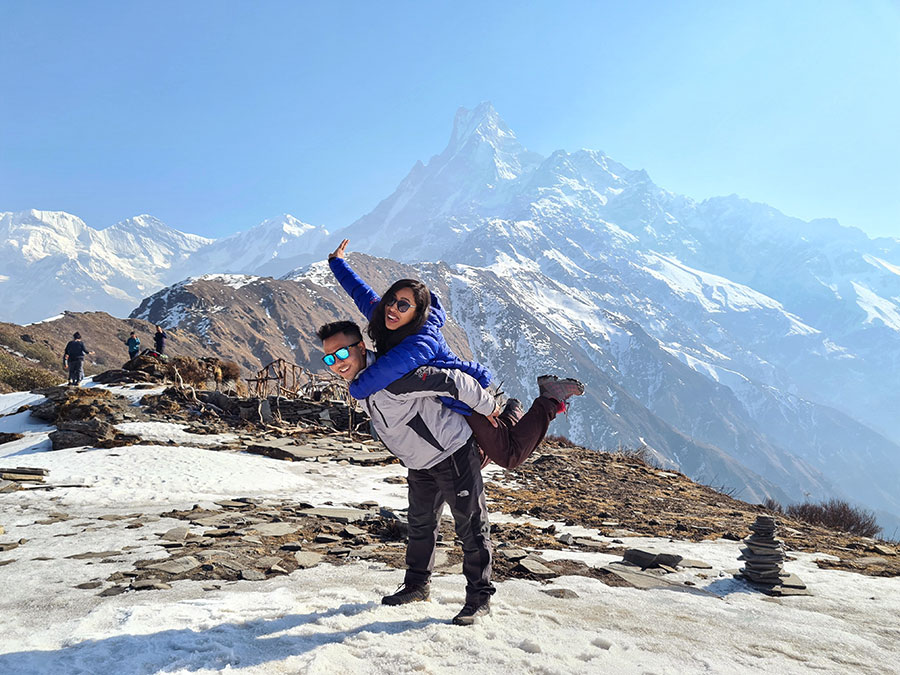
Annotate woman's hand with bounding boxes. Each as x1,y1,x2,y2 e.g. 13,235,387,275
329,239,350,260
485,403,502,428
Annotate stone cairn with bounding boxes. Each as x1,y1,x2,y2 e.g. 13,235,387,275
739,515,785,584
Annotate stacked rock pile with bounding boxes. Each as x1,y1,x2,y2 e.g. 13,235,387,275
739,515,785,583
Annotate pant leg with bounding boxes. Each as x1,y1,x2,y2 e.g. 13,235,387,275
68,360,82,384
466,396,557,469
431,438,495,603
404,466,446,587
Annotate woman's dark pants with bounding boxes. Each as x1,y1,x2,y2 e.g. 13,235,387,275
467,396,558,469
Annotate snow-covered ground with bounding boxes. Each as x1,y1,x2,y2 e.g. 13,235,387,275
0,389,897,674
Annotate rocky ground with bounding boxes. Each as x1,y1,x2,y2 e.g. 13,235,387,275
1,371,897,604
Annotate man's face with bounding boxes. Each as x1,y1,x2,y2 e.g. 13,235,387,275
321,332,366,381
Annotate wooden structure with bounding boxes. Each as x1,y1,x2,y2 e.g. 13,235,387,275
245,358,346,401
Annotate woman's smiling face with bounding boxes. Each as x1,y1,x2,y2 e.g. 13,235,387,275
385,286,417,330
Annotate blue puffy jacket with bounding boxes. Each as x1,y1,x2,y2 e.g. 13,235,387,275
329,257,492,414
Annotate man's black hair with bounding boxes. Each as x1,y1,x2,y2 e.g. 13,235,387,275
316,320,363,343
73,332,81,339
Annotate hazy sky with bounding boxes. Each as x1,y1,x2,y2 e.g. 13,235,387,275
1,1,898,239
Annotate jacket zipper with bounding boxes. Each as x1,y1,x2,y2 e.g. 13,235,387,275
370,400,388,427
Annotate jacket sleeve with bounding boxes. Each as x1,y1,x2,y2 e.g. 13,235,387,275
426,329,492,388
385,366,497,416
329,257,381,322
348,332,440,399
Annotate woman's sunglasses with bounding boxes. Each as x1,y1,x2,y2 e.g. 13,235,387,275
322,340,362,366
385,296,413,313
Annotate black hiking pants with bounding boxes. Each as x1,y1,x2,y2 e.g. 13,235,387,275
67,359,84,385
404,436,495,604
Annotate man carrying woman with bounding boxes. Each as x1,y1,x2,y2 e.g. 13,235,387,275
316,240,585,625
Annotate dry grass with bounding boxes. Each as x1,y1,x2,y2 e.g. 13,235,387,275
766,497,881,538
0,350,60,391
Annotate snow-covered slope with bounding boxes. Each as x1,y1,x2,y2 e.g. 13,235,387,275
1,388,896,675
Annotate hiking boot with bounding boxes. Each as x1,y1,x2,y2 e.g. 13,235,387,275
500,398,525,425
452,599,491,625
537,374,585,404
381,582,430,606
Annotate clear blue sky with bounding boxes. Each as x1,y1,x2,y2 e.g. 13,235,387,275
1,1,898,239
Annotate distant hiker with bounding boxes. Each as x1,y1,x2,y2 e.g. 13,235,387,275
328,238,584,469
126,331,140,360
153,325,167,354
62,332,92,386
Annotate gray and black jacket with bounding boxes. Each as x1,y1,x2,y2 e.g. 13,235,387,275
357,352,496,470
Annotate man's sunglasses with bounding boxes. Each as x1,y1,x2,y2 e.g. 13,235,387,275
385,296,413,313
322,340,362,366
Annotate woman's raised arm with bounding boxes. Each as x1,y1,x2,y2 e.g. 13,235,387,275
327,240,381,322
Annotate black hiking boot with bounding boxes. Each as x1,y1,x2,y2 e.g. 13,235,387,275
537,374,585,410
452,598,491,625
500,398,525,425
381,582,430,606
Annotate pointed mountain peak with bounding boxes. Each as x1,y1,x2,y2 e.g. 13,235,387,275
439,102,541,182
446,102,523,156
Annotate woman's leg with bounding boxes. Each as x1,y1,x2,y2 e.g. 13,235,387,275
467,396,558,469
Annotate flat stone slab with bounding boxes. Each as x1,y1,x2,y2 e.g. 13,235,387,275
160,526,190,542
679,558,713,569
542,588,580,599
514,558,557,578
603,563,720,598
65,550,123,560
131,578,172,591
498,548,529,561
339,452,395,465
623,548,683,569
252,522,300,537
192,514,236,528
297,507,368,524
255,556,283,569
147,556,202,575
314,533,342,544
293,551,324,569
241,569,266,581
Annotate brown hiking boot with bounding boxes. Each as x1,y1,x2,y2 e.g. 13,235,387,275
537,374,585,405
381,582,430,606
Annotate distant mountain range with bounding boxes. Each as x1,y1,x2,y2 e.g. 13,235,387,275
3,103,898,532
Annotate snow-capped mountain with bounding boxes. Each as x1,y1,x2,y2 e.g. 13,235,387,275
4,103,899,530
168,214,330,280
334,103,900,528
0,211,329,325
0,210,212,324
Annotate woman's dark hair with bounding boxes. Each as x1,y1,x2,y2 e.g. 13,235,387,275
367,279,431,355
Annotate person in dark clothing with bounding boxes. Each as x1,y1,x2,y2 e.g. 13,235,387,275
153,325,167,354
126,332,141,360
62,332,92,386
